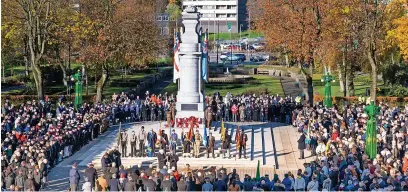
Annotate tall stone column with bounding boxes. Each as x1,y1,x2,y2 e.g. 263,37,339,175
176,6,205,127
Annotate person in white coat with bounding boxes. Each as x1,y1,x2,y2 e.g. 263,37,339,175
294,173,306,191
82,177,92,192
307,176,319,191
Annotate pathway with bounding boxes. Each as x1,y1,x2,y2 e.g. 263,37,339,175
280,76,304,97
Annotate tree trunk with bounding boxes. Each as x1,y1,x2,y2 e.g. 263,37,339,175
285,53,289,67
59,61,68,87
337,61,344,93
24,56,30,76
96,67,108,102
367,49,377,102
346,69,355,96
32,64,44,99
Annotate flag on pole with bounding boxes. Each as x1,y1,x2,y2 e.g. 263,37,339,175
173,31,180,83
256,160,261,181
187,121,194,142
221,119,226,141
201,29,209,82
203,127,208,147
235,126,241,149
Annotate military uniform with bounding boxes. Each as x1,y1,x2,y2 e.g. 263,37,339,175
193,132,202,158
222,134,231,158
237,130,248,159
120,131,128,157
205,107,212,129
207,134,216,158
130,132,137,157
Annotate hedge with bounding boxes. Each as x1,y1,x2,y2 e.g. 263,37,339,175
313,95,408,106
1,94,96,105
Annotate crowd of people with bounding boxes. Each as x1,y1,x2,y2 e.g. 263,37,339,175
4,89,408,191
75,161,291,191
293,102,408,191
205,92,302,124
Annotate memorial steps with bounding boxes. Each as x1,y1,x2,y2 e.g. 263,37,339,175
83,121,314,176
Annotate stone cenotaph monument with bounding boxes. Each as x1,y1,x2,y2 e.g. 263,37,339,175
175,6,205,127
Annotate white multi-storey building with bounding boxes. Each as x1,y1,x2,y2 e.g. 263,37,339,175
182,0,248,33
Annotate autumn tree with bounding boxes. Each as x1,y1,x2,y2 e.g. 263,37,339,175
80,0,163,102
256,0,328,105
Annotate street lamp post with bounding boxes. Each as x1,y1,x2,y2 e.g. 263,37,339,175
216,21,219,65
321,70,335,107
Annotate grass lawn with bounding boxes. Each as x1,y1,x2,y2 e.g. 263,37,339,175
161,75,284,96
206,30,263,41
313,73,383,96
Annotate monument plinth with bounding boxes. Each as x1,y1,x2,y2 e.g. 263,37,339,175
175,6,205,127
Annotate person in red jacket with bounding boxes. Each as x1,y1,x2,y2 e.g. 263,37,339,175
403,152,408,173
231,104,238,122
331,129,339,141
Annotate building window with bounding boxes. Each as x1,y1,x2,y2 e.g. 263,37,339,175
227,5,236,10
227,14,236,18
162,27,169,35
216,14,227,18
156,15,162,21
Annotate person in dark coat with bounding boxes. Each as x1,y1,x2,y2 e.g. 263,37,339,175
214,175,227,191
108,173,119,191
33,166,42,191
185,175,196,191
157,149,167,169
124,176,137,191
84,163,97,189
298,131,306,159
168,152,179,170
207,132,216,158
222,133,232,158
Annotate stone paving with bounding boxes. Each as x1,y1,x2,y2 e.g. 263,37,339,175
45,121,314,190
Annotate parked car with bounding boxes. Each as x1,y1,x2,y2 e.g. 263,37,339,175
222,54,241,61
252,43,265,50
250,55,266,62
234,53,246,62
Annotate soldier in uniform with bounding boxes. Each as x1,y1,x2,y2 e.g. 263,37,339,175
238,129,248,159
160,130,169,154
138,126,147,157
182,133,191,154
170,129,178,154
205,106,212,130
120,130,128,157
193,130,202,158
130,131,137,157
207,132,215,158
222,131,231,158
